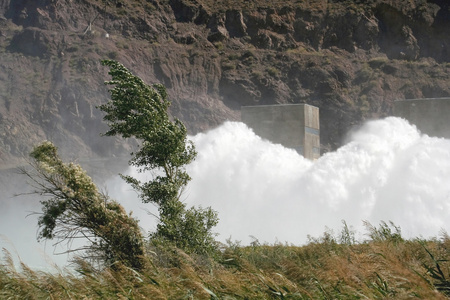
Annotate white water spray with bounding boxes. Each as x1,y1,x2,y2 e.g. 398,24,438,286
116,117,450,244
1,117,450,268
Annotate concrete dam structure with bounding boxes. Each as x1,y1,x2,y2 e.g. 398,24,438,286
394,98,450,139
241,104,320,160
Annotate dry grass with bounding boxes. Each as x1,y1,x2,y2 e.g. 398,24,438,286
2,224,450,299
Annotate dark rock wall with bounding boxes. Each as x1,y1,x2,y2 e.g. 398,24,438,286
0,0,449,167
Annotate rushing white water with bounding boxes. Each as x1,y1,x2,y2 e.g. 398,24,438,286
2,116,450,268
113,116,450,245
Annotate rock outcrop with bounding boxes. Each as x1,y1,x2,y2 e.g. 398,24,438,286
0,0,449,167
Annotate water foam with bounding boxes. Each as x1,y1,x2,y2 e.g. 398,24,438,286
2,117,450,268
175,117,450,244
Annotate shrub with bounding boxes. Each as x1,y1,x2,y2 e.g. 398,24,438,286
266,66,280,77
22,141,145,270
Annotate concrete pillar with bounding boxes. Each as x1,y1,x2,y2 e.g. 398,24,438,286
241,104,320,160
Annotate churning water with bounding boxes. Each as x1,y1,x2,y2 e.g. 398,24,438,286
114,116,450,245
2,116,450,268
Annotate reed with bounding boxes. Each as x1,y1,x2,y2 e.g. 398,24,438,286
2,223,449,299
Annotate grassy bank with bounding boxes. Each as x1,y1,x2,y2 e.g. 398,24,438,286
2,222,450,299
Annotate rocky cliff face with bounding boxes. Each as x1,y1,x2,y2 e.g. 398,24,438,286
0,0,449,167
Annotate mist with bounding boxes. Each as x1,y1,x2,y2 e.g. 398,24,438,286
0,175,71,269
112,116,450,245
2,116,450,268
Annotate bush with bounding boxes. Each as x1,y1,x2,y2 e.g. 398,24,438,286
23,141,145,270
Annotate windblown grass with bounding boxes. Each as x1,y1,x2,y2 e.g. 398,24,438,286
2,223,450,299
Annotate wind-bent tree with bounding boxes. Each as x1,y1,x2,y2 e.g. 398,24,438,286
23,141,145,270
99,60,218,255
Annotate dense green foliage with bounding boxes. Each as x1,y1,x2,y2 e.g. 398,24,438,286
2,224,450,299
23,141,145,270
99,60,196,205
99,60,218,255
151,205,219,256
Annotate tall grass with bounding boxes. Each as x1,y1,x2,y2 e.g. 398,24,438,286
1,223,449,299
